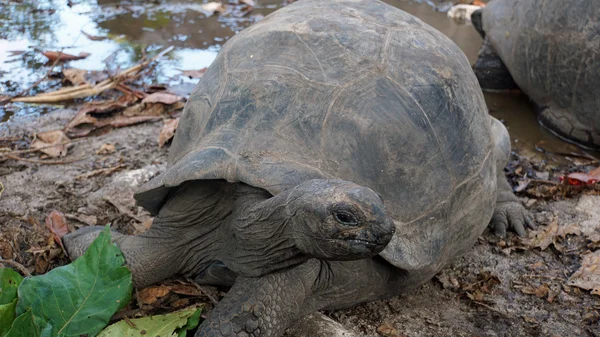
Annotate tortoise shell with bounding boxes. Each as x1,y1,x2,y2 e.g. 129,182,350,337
135,0,497,284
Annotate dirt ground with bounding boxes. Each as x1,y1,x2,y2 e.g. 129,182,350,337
1,102,599,337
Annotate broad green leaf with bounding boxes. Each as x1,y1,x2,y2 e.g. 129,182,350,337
0,299,17,337
4,309,43,337
178,306,202,337
16,225,132,337
0,269,24,337
98,305,203,337
0,268,24,304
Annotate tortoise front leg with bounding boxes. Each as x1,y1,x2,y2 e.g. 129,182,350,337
63,225,188,288
196,258,404,337
490,176,536,237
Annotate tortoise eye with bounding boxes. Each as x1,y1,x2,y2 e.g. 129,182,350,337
334,211,358,226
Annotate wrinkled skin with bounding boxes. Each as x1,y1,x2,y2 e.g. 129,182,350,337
473,0,600,148
64,0,534,336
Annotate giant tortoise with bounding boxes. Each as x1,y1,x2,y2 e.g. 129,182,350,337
472,0,600,148
64,0,534,335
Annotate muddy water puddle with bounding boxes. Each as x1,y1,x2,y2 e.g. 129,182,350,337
0,0,594,159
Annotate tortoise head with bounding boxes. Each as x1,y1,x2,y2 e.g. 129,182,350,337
286,179,395,260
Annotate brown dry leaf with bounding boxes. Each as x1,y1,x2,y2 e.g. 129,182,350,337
41,51,90,62
31,130,71,158
45,210,70,240
522,315,538,325
137,285,172,305
0,241,14,260
521,219,559,250
66,100,132,131
463,271,500,294
534,283,550,298
65,213,98,227
527,261,546,270
123,102,166,117
179,68,207,79
377,322,402,337
557,223,582,238
199,2,228,16
170,284,202,297
466,290,485,302
65,99,166,137
81,30,107,41
63,68,88,86
142,92,183,105
158,118,179,148
169,298,191,309
96,143,115,155
568,250,600,296
239,0,255,6
32,247,62,274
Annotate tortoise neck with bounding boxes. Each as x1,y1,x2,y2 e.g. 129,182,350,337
220,186,308,277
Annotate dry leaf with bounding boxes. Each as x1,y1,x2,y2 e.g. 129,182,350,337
522,219,558,250
65,99,165,137
42,51,90,62
81,30,107,41
568,250,600,296
170,284,202,296
45,210,69,239
240,0,255,6
377,322,402,337
65,213,98,226
179,68,207,79
123,102,166,117
142,92,183,105
96,143,116,155
158,118,179,147
137,285,172,305
199,1,228,16
534,283,549,298
31,130,71,158
522,315,538,325
63,68,88,86
557,223,582,238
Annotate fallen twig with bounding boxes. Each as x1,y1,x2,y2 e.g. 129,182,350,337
3,154,85,165
104,197,145,223
75,164,126,180
186,277,219,305
11,46,175,104
1,53,62,104
0,139,84,157
0,258,32,277
471,300,511,317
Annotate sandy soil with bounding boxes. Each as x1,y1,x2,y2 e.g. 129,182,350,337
1,107,599,337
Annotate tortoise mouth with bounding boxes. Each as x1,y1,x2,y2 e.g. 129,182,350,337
346,239,379,247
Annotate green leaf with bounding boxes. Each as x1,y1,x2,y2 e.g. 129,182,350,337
15,225,132,337
0,268,24,305
97,305,203,337
0,299,17,337
0,269,24,337
4,309,41,337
